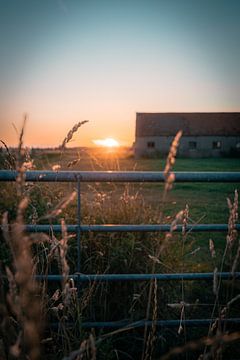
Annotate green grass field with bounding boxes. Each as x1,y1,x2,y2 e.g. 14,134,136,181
32,149,240,224
1,150,239,265
0,148,239,359
36,150,239,262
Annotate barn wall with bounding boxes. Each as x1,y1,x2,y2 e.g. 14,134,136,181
134,136,240,158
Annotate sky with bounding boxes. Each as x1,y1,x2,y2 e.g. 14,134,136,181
0,0,240,147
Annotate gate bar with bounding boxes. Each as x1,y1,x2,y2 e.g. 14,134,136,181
17,224,240,233
76,176,81,294
53,318,240,329
1,170,240,182
77,176,81,274
35,272,240,282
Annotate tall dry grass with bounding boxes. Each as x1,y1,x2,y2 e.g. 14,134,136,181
1,118,42,359
0,121,239,359
142,130,183,360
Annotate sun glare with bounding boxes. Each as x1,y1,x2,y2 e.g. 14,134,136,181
93,138,119,147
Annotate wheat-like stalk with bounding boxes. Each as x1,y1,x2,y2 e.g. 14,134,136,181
201,190,239,359
143,278,158,360
39,191,77,220
209,239,216,258
164,130,182,192
226,189,238,249
60,120,89,149
142,132,183,360
2,202,42,360
231,239,240,273
160,331,240,360
0,139,16,169
0,119,46,359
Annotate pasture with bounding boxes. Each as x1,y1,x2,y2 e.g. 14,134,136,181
31,148,240,224
0,147,239,359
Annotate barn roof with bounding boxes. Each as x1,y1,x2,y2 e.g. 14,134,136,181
136,113,240,137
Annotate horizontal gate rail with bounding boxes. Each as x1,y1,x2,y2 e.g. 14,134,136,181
17,224,240,232
35,272,240,282
1,170,240,182
51,318,240,329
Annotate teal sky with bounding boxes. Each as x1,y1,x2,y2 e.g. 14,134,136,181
0,0,240,147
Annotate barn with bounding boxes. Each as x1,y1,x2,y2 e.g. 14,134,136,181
134,112,240,158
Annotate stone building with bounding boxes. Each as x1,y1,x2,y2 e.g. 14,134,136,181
134,112,240,158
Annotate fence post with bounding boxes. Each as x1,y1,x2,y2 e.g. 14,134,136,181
77,175,81,295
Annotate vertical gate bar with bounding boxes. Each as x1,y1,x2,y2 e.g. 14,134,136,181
77,176,81,294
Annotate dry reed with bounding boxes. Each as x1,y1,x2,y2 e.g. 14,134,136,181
0,140,16,169
60,121,89,149
2,200,42,360
200,189,239,359
160,331,240,360
39,191,77,220
163,130,182,192
209,239,216,258
142,131,183,360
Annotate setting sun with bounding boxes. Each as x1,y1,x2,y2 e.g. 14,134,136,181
93,138,119,147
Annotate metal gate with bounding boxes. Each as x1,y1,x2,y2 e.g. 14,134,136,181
1,169,240,329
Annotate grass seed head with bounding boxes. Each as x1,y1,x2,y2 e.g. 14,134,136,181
60,120,89,149
209,239,216,258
